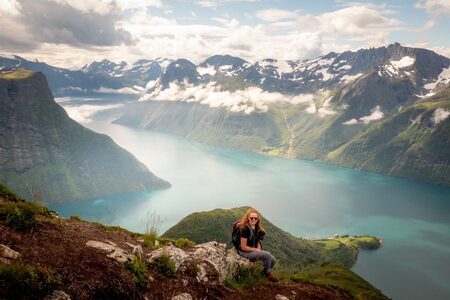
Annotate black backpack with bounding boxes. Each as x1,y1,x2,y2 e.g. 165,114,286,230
231,219,254,250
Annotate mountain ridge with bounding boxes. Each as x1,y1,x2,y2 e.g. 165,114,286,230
0,69,169,203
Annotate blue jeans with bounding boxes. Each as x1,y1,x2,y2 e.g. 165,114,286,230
237,249,276,274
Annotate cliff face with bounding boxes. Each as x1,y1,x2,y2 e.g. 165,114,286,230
0,70,169,203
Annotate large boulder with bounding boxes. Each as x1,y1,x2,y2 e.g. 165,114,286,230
147,241,250,282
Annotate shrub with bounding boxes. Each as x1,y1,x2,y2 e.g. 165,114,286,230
151,254,176,277
0,262,61,299
125,257,149,288
224,261,267,292
1,202,37,230
70,215,83,221
143,231,159,249
174,238,195,248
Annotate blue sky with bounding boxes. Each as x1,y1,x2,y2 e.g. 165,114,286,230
1,0,449,68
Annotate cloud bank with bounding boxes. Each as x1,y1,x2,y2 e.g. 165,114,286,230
140,80,315,114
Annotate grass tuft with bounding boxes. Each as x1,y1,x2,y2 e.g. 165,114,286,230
125,257,149,288
224,261,268,293
151,254,176,277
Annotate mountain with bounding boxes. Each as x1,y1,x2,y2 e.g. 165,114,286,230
0,188,387,299
114,43,450,186
0,69,169,203
0,55,173,96
162,207,382,271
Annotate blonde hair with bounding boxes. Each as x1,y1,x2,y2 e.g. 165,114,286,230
240,208,265,233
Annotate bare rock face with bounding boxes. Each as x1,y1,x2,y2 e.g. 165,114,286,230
147,241,250,282
0,244,20,264
86,240,134,263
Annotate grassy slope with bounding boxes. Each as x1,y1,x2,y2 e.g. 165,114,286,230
281,264,388,300
326,90,450,186
162,207,380,272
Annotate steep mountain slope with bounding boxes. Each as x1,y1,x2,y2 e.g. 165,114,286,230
0,69,169,203
115,43,450,186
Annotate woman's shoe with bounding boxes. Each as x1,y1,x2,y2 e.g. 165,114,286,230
267,272,279,282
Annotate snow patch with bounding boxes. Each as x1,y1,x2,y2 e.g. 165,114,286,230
341,73,363,82
197,65,216,76
424,66,450,91
390,56,415,69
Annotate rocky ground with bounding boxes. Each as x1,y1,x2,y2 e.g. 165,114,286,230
0,196,353,299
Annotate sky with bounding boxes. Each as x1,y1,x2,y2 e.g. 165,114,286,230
1,0,449,68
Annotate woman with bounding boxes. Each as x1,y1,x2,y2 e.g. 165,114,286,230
237,208,278,282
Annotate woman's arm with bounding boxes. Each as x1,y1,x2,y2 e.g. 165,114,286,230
240,237,260,252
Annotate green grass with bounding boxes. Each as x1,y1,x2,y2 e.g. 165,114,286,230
151,254,176,277
0,197,51,231
0,69,35,80
0,183,22,202
0,262,62,299
125,257,149,288
279,264,388,300
224,261,268,293
162,207,375,271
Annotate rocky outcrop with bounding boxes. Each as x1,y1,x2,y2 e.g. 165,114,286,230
147,241,250,282
0,244,20,264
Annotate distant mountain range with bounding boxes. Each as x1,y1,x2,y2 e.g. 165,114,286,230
0,69,169,203
2,43,449,186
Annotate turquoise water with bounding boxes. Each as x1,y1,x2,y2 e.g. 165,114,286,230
51,99,450,300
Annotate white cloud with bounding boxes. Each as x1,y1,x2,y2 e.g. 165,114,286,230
342,118,358,125
359,106,384,124
96,86,140,94
194,0,261,9
342,106,385,125
416,0,450,29
140,80,316,114
0,0,22,16
1,1,404,68
255,9,298,22
62,103,124,123
431,108,450,125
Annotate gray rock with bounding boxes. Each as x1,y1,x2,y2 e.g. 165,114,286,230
86,240,133,263
275,295,289,300
171,293,192,300
45,290,71,300
0,244,20,263
146,241,250,282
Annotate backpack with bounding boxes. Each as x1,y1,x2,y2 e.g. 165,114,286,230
231,219,254,250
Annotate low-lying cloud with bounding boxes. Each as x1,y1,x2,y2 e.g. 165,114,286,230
432,108,450,125
140,80,315,114
62,103,124,123
343,106,384,125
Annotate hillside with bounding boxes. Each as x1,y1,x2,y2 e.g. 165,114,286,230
0,69,169,203
113,43,450,186
162,207,382,272
0,184,387,299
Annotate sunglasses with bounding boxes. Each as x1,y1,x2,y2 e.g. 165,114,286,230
249,217,258,221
